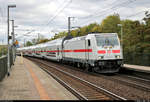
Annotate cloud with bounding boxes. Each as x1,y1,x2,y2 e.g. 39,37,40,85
0,0,150,45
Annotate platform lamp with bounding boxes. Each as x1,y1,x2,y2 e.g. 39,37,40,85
117,23,124,59
68,17,75,36
10,20,18,64
117,24,123,47
7,4,16,76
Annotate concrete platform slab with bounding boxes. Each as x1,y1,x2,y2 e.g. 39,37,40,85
0,56,78,100
124,64,150,73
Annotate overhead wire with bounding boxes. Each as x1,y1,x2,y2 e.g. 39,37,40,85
78,0,136,26
125,9,150,18
38,0,69,34
18,0,59,40
47,0,122,33
39,0,72,36
79,0,120,19
46,0,72,27
47,0,134,33
18,0,72,42
45,0,68,26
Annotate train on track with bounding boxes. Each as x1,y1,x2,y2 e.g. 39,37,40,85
17,33,123,73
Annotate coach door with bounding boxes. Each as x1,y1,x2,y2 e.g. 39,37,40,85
85,39,91,62
57,47,59,60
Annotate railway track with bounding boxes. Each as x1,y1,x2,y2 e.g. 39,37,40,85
28,57,126,100
97,73,150,92
55,60,150,92
61,62,150,92
43,58,150,92
27,57,150,99
116,73,150,85
112,73,150,91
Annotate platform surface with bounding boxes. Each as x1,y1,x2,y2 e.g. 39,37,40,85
124,64,150,73
0,56,78,100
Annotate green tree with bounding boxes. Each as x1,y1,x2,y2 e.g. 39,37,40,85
38,39,49,44
100,13,121,33
26,41,33,46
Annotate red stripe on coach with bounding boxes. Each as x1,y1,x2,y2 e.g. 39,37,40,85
112,50,120,53
73,49,92,52
97,50,106,54
63,50,73,52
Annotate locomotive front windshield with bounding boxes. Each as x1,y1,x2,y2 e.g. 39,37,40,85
95,35,119,46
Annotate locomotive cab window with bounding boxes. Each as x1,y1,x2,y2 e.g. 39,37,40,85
95,35,119,46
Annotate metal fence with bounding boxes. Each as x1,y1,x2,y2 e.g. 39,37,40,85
0,48,14,81
124,53,150,66
0,56,7,81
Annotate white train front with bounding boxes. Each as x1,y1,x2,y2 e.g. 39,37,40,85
17,33,123,73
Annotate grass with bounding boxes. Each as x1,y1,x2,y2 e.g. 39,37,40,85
0,45,7,57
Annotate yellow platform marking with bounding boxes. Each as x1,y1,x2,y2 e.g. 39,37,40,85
21,52,23,64
25,59,50,100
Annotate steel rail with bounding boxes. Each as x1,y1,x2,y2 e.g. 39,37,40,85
29,57,127,100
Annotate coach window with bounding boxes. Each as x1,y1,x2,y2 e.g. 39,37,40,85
88,39,91,46
57,48,59,55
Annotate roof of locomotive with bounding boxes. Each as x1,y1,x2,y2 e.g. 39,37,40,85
64,33,118,42
93,33,118,36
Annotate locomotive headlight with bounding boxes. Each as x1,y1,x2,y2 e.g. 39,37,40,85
115,55,120,58
99,56,104,59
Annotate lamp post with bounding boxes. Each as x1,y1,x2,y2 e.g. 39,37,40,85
68,17,75,36
117,24,123,48
10,20,15,65
10,20,18,64
7,4,16,76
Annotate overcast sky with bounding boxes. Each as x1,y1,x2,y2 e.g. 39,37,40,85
0,0,150,45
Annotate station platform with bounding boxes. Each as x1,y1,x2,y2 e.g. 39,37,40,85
123,64,150,73
0,56,78,100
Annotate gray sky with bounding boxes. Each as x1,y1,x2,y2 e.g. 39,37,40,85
0,0,150,45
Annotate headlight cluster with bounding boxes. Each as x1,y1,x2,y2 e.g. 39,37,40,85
99,56,104,59
115,55,120,58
